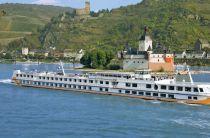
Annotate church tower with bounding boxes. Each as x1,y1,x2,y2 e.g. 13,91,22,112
139,26,153,52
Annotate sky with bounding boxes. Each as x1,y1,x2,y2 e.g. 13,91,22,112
0,0,142,11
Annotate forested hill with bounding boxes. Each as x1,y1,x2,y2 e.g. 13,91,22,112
0,3,73,47
39,0,210,52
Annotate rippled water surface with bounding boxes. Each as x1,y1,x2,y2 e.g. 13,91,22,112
0,64,210,138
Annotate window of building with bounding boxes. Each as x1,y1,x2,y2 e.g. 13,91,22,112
194,88,199,92
161,85,167,90
153,93,159,97
146,92,151,96
126,83,131,87
185,87,191,92
177,86,183,91
132,83,138,87
146,84,152,89
138,92,144,96
169,86,174,90
154,85,158,90
125,90,130,94
169,94,175,99
160,94,166,98
132,91,137,95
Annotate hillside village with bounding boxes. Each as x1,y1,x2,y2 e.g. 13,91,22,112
0,0,210,66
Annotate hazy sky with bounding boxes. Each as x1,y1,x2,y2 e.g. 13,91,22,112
0,0,142,11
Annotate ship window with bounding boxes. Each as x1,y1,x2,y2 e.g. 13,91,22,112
84,86,86,90
31,75,33,78
106,81,109,85
79,79,82,82
132,83,138,87
194,88,199,92
125,90,130,94
132,91,137,94
89,87,92,90
153,93,158,97
24,75,26,77
78,86,81,89
105,88,109,92
43,77,45,80
126,83,131,87
50,83,53,87
199,88,204,92
64,78,67,81
169,86,174,90
100,81,103,84
64,84,67,88
193,97,198,100
47,77,50,80
73,85,76,89
138,92,144,96
74,79,77,82
177,86,183,91
16,74,19,77
100,88,103,91
27,75,30,78
20,74,22,77
51,77,54,80
185,87,191,92
119,90,122,93
55,78,58,80
60,78,63,81
84,80,87,83
169,94,175,99
188,96,192,99
161,85,167,90
39,76,41,79
146,84,152,89
160,94,166,98
89,80,93,83
69,79,72,82
154,85,158,90
146,92,151,96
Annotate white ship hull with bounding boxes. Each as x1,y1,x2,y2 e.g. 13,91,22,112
12,70,210,105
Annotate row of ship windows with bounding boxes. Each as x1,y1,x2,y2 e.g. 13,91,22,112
125,83,203,93
123,90,198,100
21,80,198,100
17,74,110,85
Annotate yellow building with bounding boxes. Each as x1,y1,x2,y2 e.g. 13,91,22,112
76,0,90,16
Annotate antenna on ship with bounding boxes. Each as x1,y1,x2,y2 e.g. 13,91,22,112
187,65,194,84
60,61,66,75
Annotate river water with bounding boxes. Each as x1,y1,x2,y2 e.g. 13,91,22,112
0,63,210,138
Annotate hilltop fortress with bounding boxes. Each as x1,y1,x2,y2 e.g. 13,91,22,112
75,0,90,17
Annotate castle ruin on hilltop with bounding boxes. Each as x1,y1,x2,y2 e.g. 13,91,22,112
75,0,90,17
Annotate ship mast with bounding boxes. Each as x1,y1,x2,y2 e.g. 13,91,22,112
60,61,65,75
187,66,193,84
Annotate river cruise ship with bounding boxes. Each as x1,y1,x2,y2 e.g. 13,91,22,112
11,66,210,105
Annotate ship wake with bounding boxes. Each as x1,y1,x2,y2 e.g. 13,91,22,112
0,79,12,84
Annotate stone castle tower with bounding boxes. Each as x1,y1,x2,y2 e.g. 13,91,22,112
76,0,90,16
139,26,153,52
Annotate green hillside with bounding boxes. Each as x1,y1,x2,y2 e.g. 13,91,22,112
38,0,210,52
0,3,73,45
